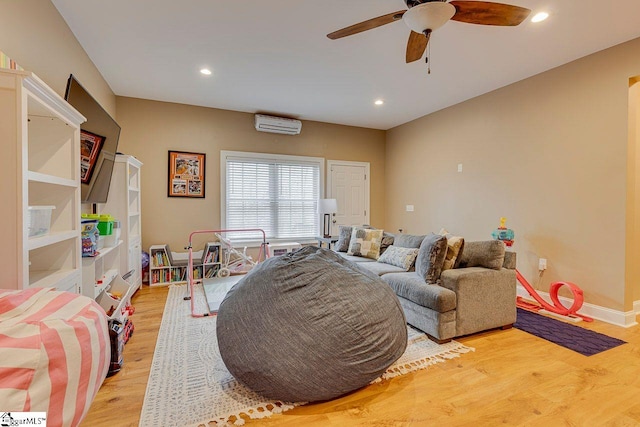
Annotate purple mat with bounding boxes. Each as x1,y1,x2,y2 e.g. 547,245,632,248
514,308,626,356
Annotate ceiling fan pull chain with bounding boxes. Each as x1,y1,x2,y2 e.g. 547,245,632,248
426,37,431,74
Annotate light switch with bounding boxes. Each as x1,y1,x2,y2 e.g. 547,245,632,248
458,163,463,173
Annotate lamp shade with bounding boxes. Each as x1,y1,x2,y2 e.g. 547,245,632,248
318,198,338,214
402,2,455,33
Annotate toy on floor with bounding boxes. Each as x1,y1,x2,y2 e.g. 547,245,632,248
491,218,593,322
214,233,256,277
185,228,270,318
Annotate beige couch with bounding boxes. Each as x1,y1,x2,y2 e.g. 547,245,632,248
335,231,517,343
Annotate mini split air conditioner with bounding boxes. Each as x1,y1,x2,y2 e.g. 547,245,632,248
255,114,302,135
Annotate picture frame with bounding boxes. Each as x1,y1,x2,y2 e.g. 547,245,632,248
168,150,206,198
80,129,105,184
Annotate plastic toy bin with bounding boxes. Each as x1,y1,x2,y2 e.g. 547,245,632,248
96,276,134,322
27,206,55,238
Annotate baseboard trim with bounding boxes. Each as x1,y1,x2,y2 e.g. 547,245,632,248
516,285,638,328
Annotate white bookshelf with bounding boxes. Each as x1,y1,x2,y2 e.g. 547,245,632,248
102,154,143,291
0,69,85,293
149,243,221,286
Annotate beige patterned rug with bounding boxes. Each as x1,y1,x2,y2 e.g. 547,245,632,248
139,284,474,427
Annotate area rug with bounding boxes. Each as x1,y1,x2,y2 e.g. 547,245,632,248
139,284,474,427
514,307,626,356
203,276,243,313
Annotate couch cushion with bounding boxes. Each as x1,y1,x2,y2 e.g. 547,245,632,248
335,252,377,263
358,261,407,276
503,251,517,269
438,229,465,271
347,228,383,260
456,240,505,270
415,233,448,283
393,234,426,249
382,272,456,313
378,245,419,271
334,225,352,252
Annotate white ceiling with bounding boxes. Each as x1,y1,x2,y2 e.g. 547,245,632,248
51,0,640,130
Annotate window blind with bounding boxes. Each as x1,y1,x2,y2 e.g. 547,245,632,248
224,154,321,241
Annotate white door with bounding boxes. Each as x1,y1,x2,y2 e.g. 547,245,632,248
327,161,370,234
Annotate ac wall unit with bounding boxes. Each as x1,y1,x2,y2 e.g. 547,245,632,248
255,114,302,135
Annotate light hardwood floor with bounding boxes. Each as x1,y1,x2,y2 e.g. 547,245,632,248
82,285,640,426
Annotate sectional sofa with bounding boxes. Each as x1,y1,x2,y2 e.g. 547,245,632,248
333,227,517,343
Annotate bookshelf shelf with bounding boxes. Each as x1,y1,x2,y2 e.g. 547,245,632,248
81,240,123,300
102,154,143,291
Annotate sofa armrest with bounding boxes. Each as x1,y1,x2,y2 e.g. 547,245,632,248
440,267,516,337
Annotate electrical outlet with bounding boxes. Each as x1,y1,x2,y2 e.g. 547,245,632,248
406,205,414,212
457,163,463,173
538,258,547,270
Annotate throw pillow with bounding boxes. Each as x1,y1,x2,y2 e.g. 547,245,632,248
456,240,505,270
334,225,352,252
347,227,384,260
415,233,448,283
378,245,419,271
438,228,465,271
379,232,395,255
393,233,426,249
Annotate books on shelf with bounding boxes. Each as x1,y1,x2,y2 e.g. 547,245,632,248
204,245,220,263
151,250,170,267
149,243,222,286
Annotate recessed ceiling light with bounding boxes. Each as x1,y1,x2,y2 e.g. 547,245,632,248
531,12,549,23
374,99,384,106
200,68,212,75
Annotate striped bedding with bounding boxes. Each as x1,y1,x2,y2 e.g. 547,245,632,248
0,287,109,427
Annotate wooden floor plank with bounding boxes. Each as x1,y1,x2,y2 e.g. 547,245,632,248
81,285,640,426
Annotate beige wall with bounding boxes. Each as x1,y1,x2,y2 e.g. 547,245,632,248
0,0,116,116
5,0,640,312
115,97,386,252
630,81,640,304
386,38,640,312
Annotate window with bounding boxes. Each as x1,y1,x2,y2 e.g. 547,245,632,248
221,151,324,242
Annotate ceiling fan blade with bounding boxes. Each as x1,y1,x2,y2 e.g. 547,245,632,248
449,1,531,26
327,10,406,40
406,31,429,63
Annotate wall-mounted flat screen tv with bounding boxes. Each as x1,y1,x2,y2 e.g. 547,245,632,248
64,74,121,204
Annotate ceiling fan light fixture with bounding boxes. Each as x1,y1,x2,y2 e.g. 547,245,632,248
402,2,456,34
531,12,549,23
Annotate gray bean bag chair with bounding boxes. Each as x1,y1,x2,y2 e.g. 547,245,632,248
216,246,407,402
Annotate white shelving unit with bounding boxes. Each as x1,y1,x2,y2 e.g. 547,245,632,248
149,243,221,286
81,240,122,299
0,69,85,293
102,154,143,291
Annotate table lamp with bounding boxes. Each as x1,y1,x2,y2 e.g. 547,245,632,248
318,198,338,238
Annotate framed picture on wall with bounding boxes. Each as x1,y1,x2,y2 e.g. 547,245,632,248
80,129,105,184
168,150,206,198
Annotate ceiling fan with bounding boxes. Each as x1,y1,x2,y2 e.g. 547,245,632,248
327,0,531,64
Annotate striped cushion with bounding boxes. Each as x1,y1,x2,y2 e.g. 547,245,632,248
0,288,109,427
